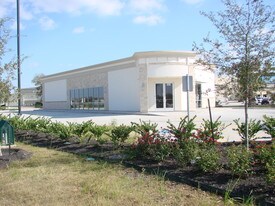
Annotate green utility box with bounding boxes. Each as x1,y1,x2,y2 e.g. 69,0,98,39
0,120,15,146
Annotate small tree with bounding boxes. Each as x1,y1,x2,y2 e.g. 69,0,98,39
193,0,275,149
0,18,17,105
32,73,45,102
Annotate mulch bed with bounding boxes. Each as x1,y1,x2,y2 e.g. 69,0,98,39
12,130,275,206
0,147,32,169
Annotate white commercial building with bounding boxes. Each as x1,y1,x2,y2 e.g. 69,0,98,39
41,51,215,112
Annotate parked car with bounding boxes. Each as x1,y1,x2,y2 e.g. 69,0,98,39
261,97,270,105
255,96,263,105
255,96,270,105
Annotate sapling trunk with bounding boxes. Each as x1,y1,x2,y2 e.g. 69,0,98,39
244,97,249,150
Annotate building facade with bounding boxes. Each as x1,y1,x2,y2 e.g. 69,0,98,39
7,87,40,107
41,51,215,112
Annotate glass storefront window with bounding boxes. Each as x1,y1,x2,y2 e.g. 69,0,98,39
70,87,105,110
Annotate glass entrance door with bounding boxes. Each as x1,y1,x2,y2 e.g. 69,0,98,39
155,83,173,110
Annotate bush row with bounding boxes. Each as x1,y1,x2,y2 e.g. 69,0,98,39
128,116,274,183
0,114,274,182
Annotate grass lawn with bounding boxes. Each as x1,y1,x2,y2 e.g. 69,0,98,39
0,143,224,206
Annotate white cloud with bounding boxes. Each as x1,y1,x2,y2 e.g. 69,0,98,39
21,5,34,20
0,0,15,18
38,16,56,30
133,15,164,26
28,0,124,16
181,0,204,4
0,0,167,29
129,0,165,13
73,26,85,34
129,0,166,26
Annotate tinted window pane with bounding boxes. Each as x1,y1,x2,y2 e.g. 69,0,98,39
165,83,173,108
70,87,105,110
156,84,163,108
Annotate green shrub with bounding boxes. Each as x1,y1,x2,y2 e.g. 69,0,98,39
34,102,43,108
173,139,199,166
266,161,275,183
194,117,230,144
129,131,173,161
85,124,109,144
49,122,73,139
109,125,133,146
227,145,252,177
33,117,52,133
196,144,221,172
23,116,42,131
262,115,275,138
6,115,24,130
131,120,158,136
69,121,95,137
257,143,275,183
233,118,262,141
152,140,172,161
128,132,157,159
167,116,196,142
257,144,274,165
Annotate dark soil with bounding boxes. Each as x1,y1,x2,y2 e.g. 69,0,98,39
0,147,32,169
14,130,275,206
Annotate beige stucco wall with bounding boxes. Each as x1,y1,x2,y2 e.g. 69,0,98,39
43,101,70,110
108,67,140,111
139,56,197,112
43,61,136,110
138,64,149,113
68,71,109,109
42,51,215,112
194,66,215,108
43,71,108,110
147,78,196,112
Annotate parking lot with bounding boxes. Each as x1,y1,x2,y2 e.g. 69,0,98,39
1,105,274,142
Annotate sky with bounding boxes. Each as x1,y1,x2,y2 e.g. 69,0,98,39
0,0,274,88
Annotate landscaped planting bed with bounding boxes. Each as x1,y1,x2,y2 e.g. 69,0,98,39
1,114,274,205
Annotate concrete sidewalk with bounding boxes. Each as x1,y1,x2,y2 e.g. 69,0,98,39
1,106,274,142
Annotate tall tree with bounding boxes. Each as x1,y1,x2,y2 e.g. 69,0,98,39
193,0,275,149
0,18,17,105
32,73,45,102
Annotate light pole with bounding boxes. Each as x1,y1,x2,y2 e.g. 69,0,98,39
16,0,21,115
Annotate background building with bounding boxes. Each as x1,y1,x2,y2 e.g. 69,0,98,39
41,51,215,112
7,87,40,107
